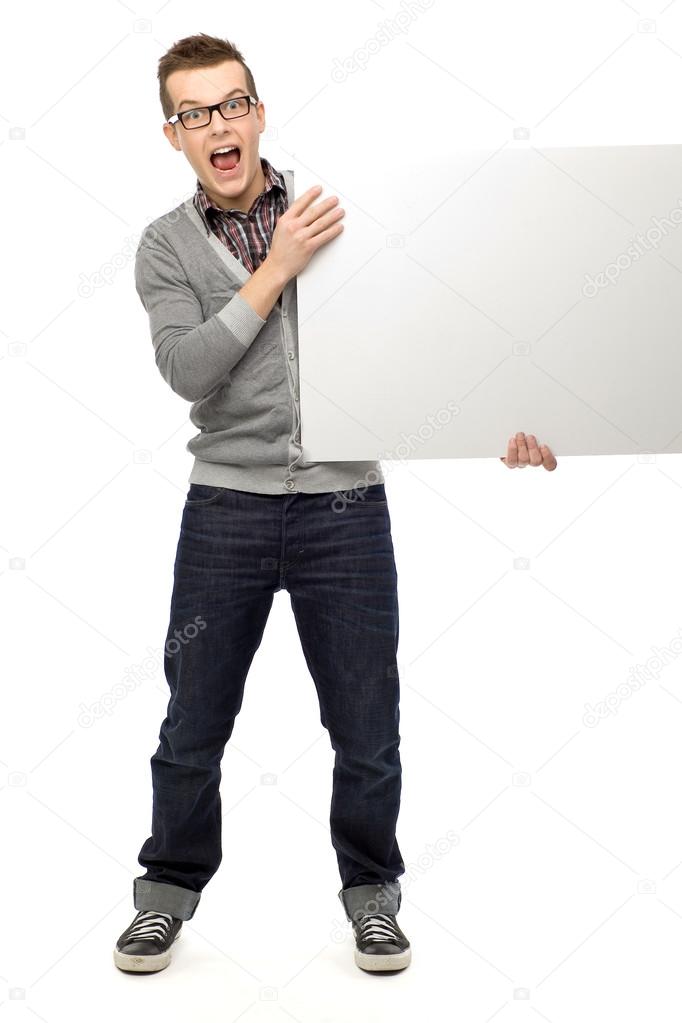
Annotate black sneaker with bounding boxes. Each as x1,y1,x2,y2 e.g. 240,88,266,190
351,912,411,972
113,909,183,973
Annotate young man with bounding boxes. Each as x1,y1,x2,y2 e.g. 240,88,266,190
114,33,557,976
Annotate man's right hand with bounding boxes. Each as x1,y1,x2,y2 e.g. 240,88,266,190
267,185,346,284
238,185,345,322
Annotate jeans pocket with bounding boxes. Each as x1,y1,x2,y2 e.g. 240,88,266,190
352,483,388,505
184,483,226,507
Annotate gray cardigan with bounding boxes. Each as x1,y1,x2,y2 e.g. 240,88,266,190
134,168,384,495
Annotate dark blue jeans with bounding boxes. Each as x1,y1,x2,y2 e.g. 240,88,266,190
133,481,405,921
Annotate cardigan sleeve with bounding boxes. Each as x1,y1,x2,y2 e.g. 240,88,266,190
134,233,267,402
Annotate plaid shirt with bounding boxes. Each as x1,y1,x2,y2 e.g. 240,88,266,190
192,156,288,275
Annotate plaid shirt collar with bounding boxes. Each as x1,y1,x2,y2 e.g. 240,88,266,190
193,156,286,234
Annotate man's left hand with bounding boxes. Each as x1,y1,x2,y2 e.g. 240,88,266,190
500,432,557,470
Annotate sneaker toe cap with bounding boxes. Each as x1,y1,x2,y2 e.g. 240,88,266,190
364,941,405,955
118,940,160,955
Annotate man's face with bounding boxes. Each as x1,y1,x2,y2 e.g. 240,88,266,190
163,60,265,212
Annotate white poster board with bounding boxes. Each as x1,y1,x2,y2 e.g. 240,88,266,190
294,144,682,461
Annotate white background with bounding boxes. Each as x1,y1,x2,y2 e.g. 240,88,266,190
4,1,682,1021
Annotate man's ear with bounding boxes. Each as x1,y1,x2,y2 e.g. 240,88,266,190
162,122,181,152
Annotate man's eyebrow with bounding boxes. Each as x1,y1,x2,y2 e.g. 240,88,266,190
178,88,246,110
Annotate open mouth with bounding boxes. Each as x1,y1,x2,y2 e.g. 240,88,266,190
209,146,241,174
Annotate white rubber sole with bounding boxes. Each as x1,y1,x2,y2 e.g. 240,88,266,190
355,945,411,971
113,931,180,973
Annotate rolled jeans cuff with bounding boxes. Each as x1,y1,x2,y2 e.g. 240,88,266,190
134,877,201,921
338,881,402,921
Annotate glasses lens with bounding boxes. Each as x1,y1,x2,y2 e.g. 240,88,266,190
219,96,249,119
181,107,210,129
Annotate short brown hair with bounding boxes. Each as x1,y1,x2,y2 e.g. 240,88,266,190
158,33,259,121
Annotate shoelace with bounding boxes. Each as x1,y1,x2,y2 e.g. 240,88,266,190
126,910,174,943
357,913,401,945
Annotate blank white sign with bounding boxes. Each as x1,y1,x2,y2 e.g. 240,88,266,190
294,144,682,461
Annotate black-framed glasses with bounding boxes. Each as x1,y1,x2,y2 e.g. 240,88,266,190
168,94,257,130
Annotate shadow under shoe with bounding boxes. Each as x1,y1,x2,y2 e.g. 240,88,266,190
114,909,183,973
